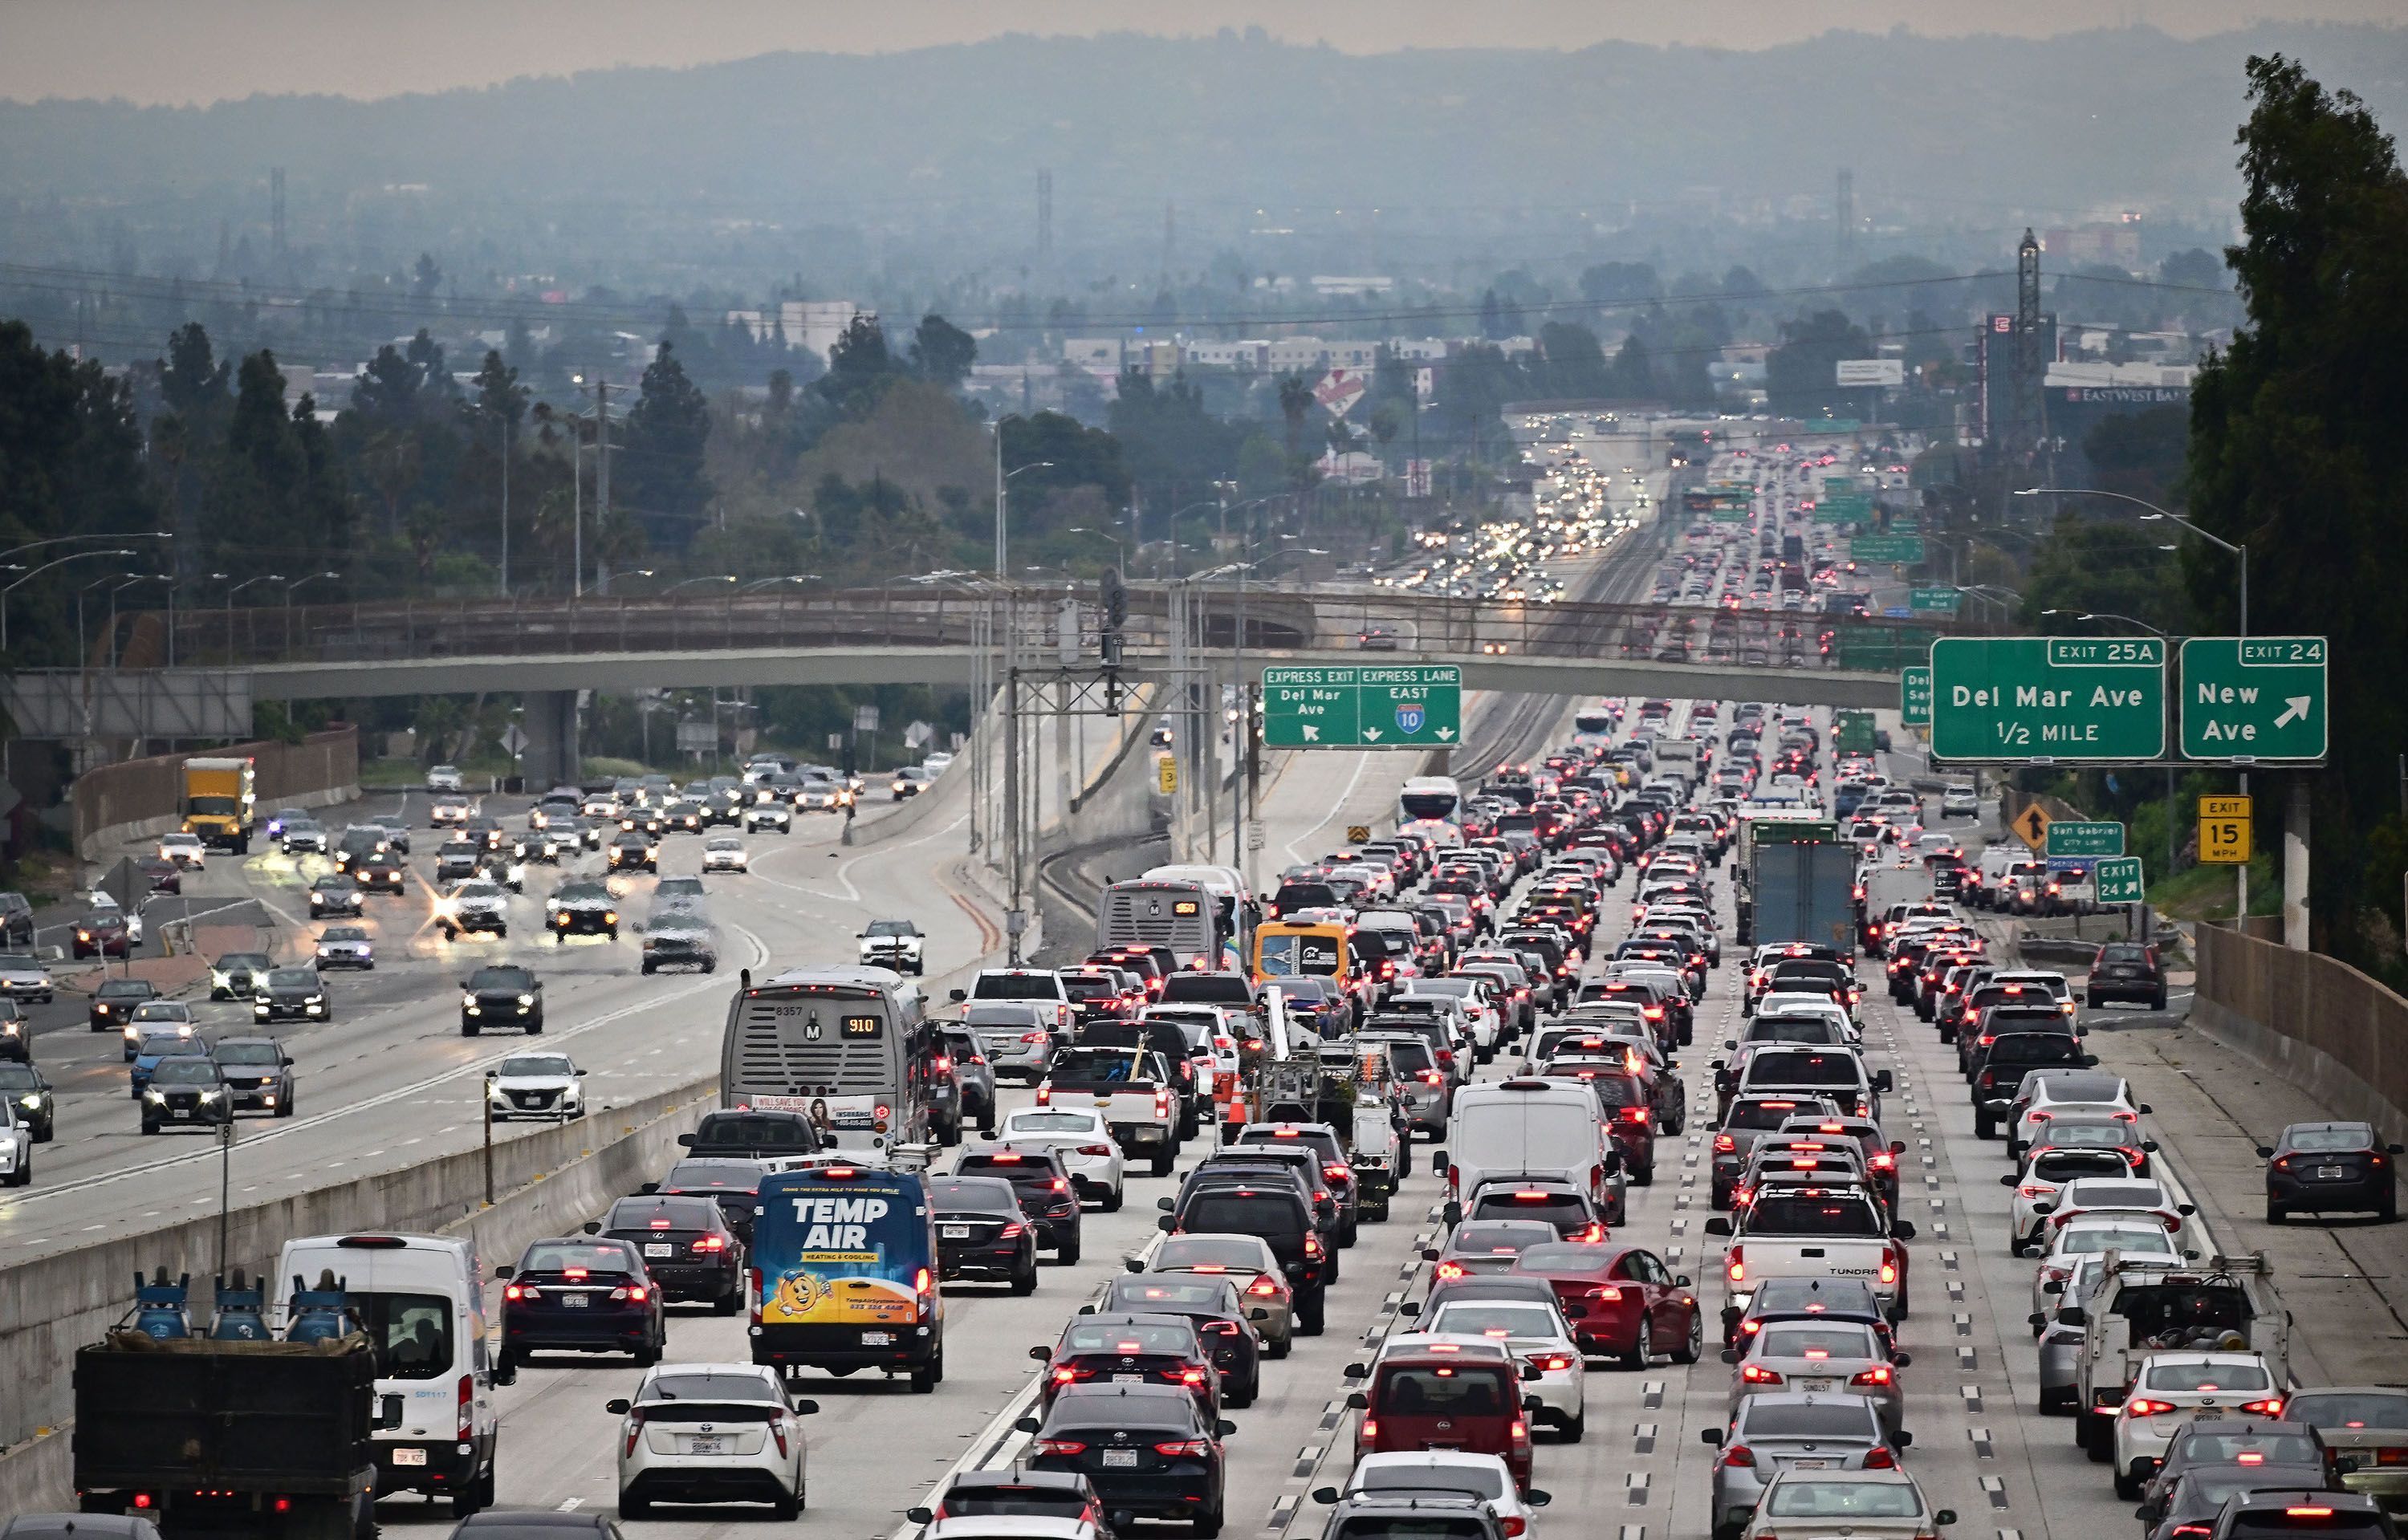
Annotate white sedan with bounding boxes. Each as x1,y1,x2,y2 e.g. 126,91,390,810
986,1107,1125,1209
486,1052,586,1123
1420,1298,1588,1442
2111,1352,2284,1501
1347,1452,1547,1536
2026,1176,2191,1253
2008,1070,2145,1160
612,1360,814,1521
702,836,750,873
2032,1214,2184,1319
158,831,207,868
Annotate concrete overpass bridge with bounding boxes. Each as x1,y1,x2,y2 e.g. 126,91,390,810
144,584,1963,782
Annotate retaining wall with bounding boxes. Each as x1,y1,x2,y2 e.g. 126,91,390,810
74,727,362,860
2192,920,2408,1142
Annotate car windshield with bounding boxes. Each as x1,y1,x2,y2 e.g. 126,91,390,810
640,1370,779,1405
266,969,318,989
1112,1279,1230,1310
1739,1403,1880,1437
1157,1237,1269,1270
2288,1392,2408,1428
214,1043,281,1065
130,1002,185,1020
1728,1100,1815,1131
98,981,153,999
2047,1124,2138,1149
1428,1303,1560,1339
2289,1125,2375,1152
1757,1323,1878,1359
151,1059,218,1086
500,1056,574,1077
976,974,1064,1000
2060,1224,2174,1256
1374,1367,1513,1415
1451,1223,1554,1256
322,928,368,942
1763,1481,1921,1519
1334,1518,1496,1540
2147,1360,2272,1392
519,1241,633,1274
1060,1322,1194,1355
1004,1111,1102,1133
1355,1464,1507,1501
559,884,608,903
1747,1195,1882,1236
2178,1431,2322,1464
470,968,535,989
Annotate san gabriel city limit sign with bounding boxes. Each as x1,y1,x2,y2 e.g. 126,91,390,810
1262,664,1462,749
1930,636,2166,762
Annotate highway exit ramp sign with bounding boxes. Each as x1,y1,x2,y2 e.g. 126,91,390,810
1261,664,1462,750
1930,636,2166,763
2178,636,2328,762
1902,665,1932,725
2096,856,2146,904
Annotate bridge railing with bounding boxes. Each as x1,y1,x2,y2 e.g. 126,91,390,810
159,583,1977,674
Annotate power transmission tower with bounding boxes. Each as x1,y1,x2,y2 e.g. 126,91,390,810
1836,168,1854,268
1037,169,1053,262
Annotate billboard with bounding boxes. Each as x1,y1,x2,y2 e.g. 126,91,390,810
1835,359,1905,388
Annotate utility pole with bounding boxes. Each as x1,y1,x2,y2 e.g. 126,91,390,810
2015,230,2043,469
498,408,510,596
995,429,1007,579
594,379,611,595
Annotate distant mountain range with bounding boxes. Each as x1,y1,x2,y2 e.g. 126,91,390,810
2,24,2402,271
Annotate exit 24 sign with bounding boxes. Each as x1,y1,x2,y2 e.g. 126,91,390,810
2179,636,2328,762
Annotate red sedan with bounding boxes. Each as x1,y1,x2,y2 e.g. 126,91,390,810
1511,1241,1704,1369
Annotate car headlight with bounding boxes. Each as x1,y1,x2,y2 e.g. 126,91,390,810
122,1023,137,1038
144,1089,165,1102
604,911,618,924
198,1089,220,1101
18,1095,37,1107
516,993,536,1007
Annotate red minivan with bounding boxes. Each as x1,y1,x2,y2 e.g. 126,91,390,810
1349,1343,1535,1489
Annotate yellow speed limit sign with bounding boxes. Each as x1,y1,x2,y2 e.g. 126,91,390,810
2199,801,2251,865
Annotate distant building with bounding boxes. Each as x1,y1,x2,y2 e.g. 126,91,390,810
2043,223,2144,272
1309,276,1395,298
725,301,868,361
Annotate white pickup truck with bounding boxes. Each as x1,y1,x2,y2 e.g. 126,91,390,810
1035,1043,1180,1176
2071,1251,2288,1463
1704,1182,1916,1323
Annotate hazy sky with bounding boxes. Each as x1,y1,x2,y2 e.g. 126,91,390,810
9,0,2401,105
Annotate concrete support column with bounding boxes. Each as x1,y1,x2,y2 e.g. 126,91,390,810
522,689,580,790
2284,774,2310,951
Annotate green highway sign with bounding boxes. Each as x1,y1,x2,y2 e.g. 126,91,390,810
1930,636,2167,762
1850,534,1926,563
1902,665,1933,725
2178,636,2329,762
2047,820,2125,858
1833,710,1878,754
1814,496,1874,525
1261,664,1461,750
1822,476,1857,494
1909,587,1961,613
1710,505,1751,524
2095,856,2145,904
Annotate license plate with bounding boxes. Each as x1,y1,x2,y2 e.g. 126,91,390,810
1793,1459,1829,1469
2318,1165,2348,1179
1102,1450,1139,1468
645,1242,673,1258
1799,1378,1836,1392
1113,1372,1143,1384
390,1447,427,1467
861,1330,893,1346
686,1436,726,1456
172,1108,189,1119
561,1294,588,1308
942,1225,972,1240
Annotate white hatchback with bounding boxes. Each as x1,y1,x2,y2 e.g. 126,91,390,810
2032,1215,2184,1319
987,1107,1125,1209
2111,1352,2284,1500
1347,1451,1548,1538
611,1361,816,1520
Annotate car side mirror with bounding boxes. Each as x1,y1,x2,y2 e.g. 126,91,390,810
1893,1350,1913,1368
1076,1304,1094,1316
1345,1391,1369,1409
1998,1172,2017,1187
791,1400,819,1416
1014,1416,1041,1434
950,989,967,1002
1157,1196,1175,1212
2028,1310,2047,1329
2177,1202,2196,1217
576,1068,588,1076
1157,1216,1175,1232
907,1510,934,1526
638,1182,658,1195
2031,1201,2054,1216
1871,1069,1893,1094
1703,1217,1731,1237
677,1133,695,1147
1719,1347,1738,1363
1523,1395,1544,1414
1710,1058,1727,1071
1722,1038,1736,1050
484,1069,498,1079
1890,1139,1906,1154
2255,1144,2276,1159
1312,1488,1341,1505
580,1221,600,1235
1524,1490,1551,1508
1934,1510,1957,1528
606,1398,631,1415
494,1266,513,1281
1430,1151,1448,1175
2182,1248,2199,1259
2391,1144,2406,1156
1421,1247,1443,1262
2138,1103,2153,1115
1891,1220,1915,1241
1030,1345,1052,1361
1216,1419,1237,1437
2041,1279,2064,1296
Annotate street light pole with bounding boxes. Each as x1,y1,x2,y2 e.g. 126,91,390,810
223,574,285,662
1,547,142,653
994,447,1055,581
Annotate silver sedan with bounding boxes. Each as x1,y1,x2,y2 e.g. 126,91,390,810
1727,1320,1908,1437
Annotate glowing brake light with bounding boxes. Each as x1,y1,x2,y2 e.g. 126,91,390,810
2124,1398,2177,1417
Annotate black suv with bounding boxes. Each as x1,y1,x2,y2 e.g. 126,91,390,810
550,881,619,940
210,1036,296,1117
2084,941,2167,1010
462,965,545,1035
1160,1178,1328,1334
140,1054,233,1134
606,832,657,873
88,976,160,1031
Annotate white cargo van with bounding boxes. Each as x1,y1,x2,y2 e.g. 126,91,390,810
1436,1078,1616,1218
274,1232,498,1518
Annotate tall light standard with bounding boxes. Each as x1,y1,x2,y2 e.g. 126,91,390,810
993,443,1053,579
2044,607,2178,904
224,574,285,662
2,548,140,652
282,571,341,656
106,574,170,668
2019,486,2255,912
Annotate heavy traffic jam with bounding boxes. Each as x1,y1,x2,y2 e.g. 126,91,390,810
21,672,2405,1540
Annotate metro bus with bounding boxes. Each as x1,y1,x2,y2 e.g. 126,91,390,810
718,965,938,1156
1397,776,1466,848
1571,705,1617,751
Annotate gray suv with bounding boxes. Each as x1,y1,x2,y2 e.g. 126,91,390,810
962,1001,1059,1083
938,1023,997,1137
1702,1392,1908,1539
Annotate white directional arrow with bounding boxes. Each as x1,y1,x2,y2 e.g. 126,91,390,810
1300,724,1320,742
1362,728,1382,741
2274,696,2312,729
1437,727,1456,741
